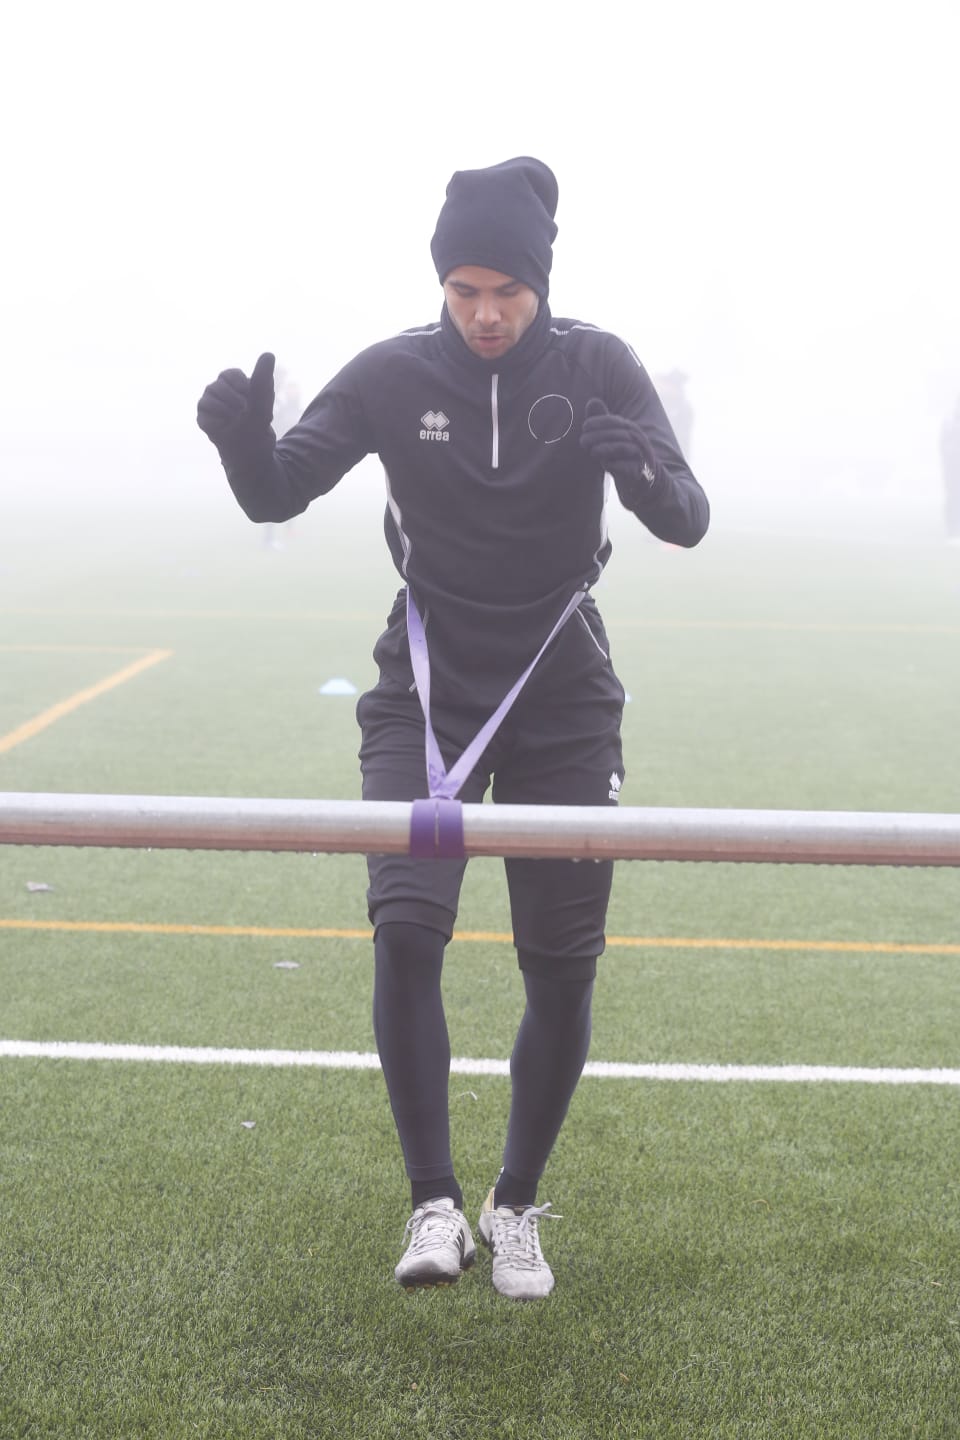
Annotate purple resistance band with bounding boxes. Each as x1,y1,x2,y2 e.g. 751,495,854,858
405,586,586,859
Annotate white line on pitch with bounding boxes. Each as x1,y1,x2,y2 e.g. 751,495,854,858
1,1040,959,1085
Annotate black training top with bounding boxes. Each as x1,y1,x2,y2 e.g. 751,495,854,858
217,302,710,706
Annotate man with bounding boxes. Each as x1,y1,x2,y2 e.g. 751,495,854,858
654,368,694,460
941,396,960,544
260,365,301,549
197,157,709,1301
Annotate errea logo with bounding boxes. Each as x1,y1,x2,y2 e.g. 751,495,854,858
420,410,451,443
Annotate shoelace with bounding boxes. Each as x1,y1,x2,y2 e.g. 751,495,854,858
403,1202,463,1255
491,1202,561,1270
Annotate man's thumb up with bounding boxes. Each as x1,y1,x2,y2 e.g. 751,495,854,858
248,352,276,427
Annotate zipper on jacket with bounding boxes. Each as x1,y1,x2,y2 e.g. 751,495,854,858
490,374,500,469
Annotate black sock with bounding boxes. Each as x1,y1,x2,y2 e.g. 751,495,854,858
493,1169,538,1210
500,967,594,1190
372,922,459,1199
411,1177,463,1211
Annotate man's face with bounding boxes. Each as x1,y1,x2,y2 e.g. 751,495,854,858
442,265,540,360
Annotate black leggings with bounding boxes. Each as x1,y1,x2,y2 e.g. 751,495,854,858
373,921,594,1194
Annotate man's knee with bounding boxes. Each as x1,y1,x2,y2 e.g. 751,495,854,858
516,948,598,983
369,898,456,942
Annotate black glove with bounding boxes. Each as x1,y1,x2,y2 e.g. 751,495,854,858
197,352,276,446
579,398,662,497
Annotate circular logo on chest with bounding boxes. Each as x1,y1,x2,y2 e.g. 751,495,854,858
527,393,574,444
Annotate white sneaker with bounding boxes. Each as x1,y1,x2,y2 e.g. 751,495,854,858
394,1197,476,1289
477,1187,559,1300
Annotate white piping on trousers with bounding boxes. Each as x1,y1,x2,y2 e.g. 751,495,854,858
576,607,608,659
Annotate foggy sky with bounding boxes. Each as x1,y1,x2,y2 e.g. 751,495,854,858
3,0,958,527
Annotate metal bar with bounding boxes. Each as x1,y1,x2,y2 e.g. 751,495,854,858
1,792,959,865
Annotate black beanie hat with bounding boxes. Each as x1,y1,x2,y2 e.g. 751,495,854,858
430,157,559,299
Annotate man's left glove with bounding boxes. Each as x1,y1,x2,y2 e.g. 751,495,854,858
579,398,662,497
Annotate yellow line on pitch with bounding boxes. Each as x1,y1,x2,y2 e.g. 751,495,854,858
0,918,957,954
614,620,960,635
0,649,173,754
0,920,371,938
0,644,159,653
1,608,383,623
608,935,960,954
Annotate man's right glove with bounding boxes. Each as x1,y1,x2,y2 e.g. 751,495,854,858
197,352,276,447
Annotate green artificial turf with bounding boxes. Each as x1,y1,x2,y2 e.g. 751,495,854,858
1,1066,958,1438
2,494,959,1437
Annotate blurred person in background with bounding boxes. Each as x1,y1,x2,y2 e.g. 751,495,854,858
261,366,301,549
654,368,694,460
197,156,709,1301
941,394,960,544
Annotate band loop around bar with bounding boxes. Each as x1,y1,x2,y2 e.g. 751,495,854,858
409,798,466,860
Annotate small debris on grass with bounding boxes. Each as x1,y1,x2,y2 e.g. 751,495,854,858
273,960,300,970
318,676,358,695
25,882,54,893
240,1120,256,1129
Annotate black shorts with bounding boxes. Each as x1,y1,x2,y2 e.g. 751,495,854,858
356,626,625,981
